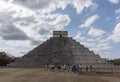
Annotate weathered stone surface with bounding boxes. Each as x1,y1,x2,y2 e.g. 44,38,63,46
53,31,68,37
8,31,112,68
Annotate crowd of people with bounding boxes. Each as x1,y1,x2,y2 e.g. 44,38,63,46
45,64,93,73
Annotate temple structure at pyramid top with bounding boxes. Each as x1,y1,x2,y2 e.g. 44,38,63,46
8,31,112,68
53,31,68,37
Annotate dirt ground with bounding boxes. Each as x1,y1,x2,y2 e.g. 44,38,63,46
0,68,120,82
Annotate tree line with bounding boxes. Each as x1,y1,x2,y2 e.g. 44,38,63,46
0,52,16,66
108,58,120,65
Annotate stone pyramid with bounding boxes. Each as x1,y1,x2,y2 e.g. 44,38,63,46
8,31,111,68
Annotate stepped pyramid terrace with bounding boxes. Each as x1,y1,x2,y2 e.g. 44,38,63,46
8,31,113,68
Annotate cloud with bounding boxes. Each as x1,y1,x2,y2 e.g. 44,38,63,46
115,8,120,14
12,0,62,13
0,12,29,40
89,2,98,12
115,8,120,22
0,0,71,42
88,27,106,37
79,15,99,28
74,31,86,41
0,0,35,18
110,23,120,42
1,41,30,57
0,40,32,57
70,0,94,14
0,0,93,41
108,0,119,4
74,31,82,40
48,14,71,29
30,40,42,46
0,47,24,57
0,26,29,40
0,0,96,56
12,0,94,14
81,41,111,54
30,14,70,43
74,30,111,56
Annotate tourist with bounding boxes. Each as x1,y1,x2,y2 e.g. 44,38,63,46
86,66,88,72
79,64,82,72
62,64,67,70
57,65,61,72
45,64,49,71
71,64,79,73
49,64,55,71
80,67,82,72
66,64,71,72
90,65,93,72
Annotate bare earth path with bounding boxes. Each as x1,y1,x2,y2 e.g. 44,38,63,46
0,68,120,82
98,76,120,82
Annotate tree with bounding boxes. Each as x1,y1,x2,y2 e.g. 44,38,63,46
0,52,16,66
108,58,120,65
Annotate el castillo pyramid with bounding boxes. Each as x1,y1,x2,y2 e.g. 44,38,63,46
8,31,112,68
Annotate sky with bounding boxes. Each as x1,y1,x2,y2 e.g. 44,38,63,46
0,0,120,59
